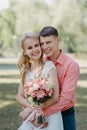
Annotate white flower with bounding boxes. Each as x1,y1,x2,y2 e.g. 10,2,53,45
45,85,50,91
29,87,34,93
33,83,39,90
27,96,33,104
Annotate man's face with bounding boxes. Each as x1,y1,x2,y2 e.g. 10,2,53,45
40,35,59,58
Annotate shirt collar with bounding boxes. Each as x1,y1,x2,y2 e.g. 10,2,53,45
55,50,66,65
45,50,66,65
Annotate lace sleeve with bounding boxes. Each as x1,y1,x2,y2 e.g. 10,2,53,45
42,61,56,78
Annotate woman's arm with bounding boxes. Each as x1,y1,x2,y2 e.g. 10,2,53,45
43,68,59,109
16,83,29,107
16,83,33,120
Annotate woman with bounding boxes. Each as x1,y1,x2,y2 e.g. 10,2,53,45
16,32,63,130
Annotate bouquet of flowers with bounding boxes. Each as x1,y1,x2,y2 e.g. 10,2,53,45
24,75,53,124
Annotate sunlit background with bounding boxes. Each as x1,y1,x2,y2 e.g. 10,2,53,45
0,0,87,130
0,0,87,57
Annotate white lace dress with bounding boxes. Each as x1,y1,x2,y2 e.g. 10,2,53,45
18,61,63,130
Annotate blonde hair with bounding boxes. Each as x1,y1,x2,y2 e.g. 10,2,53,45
18,32,43,85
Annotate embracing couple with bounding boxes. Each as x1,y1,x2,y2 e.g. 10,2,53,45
16,26,80,130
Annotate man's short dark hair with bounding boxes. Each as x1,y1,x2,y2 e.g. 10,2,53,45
39,26,58,37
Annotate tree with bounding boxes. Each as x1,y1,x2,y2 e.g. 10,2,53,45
13,0,51,36
51,0,87,53
0,8,16,56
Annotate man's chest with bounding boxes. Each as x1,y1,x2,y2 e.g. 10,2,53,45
56,65,67,91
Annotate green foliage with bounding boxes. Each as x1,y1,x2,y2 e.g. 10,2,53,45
0,64,87,130
14,0,51,35
0,0,87,57
52,0,87,53
0,8,16,56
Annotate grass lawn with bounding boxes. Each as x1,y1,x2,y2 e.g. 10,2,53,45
0,64,87,130
0,69,21,130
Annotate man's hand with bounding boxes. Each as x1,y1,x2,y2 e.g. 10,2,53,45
40,122,48,129
32,120,48,129
32,119,48,129
32,119,42,127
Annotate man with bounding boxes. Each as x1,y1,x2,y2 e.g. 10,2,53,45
39,26,80,130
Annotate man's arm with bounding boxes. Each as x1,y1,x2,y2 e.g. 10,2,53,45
43,62,80,116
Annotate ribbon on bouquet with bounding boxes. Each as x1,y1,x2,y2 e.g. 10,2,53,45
24,109,44,123
35,110,44,124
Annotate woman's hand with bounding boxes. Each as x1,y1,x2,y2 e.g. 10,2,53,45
23,111,36,123
31,109,48,129
31,103,44,110
19,107,32,120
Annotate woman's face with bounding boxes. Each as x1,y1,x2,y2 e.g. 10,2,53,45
23,38,42,61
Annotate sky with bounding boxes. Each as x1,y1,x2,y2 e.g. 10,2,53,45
0,0,9,11
0,0,52,11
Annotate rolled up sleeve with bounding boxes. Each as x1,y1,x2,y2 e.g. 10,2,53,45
43,61,80,117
